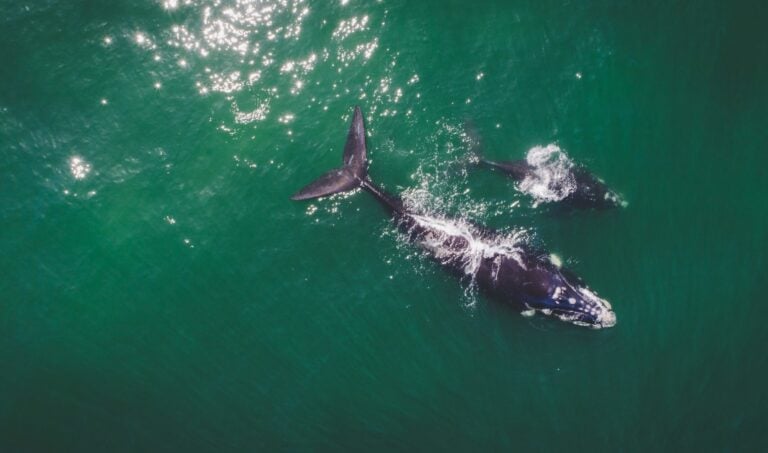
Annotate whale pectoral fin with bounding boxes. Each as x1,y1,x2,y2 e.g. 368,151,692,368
291,168,359,200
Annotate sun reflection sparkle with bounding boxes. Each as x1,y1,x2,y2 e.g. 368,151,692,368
233,99,270,123
69,156,91,180
152,0,398,125
332,15,370,40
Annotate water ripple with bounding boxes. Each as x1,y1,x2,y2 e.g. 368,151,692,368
137,0,406,132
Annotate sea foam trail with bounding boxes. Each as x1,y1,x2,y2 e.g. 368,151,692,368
397,209,532,309
517,144,577,205
406,213,529,279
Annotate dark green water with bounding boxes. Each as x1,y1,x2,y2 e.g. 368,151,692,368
2,0,767,451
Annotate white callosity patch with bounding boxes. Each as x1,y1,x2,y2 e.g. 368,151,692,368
550,285,616,329
579,286,612,311
607,190,629,208
518,144,576,205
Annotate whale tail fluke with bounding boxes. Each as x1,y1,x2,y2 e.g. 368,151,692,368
291,106,369,200
290,167,361,200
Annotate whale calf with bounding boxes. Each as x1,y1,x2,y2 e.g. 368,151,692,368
292,107,616,329
464,123,625,209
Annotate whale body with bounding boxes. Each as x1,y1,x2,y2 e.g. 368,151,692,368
292,107,616,329
480,153,624,209
464,124,625,209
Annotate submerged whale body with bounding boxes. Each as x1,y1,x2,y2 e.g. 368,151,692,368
465,124,625,209
292,107,616,329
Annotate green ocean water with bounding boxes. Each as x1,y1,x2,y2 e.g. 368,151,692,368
2,0,767,450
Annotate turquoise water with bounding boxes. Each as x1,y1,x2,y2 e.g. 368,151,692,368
2,0,767,450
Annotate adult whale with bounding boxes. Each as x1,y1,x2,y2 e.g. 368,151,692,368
465,122,625,209
292,107,616,328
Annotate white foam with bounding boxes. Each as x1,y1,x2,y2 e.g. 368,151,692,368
517,144,576,204
406,213,528,281
395,194,617,328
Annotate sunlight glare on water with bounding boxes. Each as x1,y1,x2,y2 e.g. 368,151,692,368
137,0,413,130
3,0,767,450
68,156,91,180
160,0,315,119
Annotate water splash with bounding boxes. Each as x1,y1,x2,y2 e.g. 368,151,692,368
405,118,524,220
406,213,529,279
518,144,576,205
393,178,532,309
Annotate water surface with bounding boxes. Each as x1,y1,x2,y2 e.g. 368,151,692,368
1,0,767,450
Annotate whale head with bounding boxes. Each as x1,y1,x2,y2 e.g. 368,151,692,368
522,265,616,329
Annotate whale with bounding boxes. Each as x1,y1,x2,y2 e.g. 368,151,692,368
464,122,625,209
292,107,616,329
